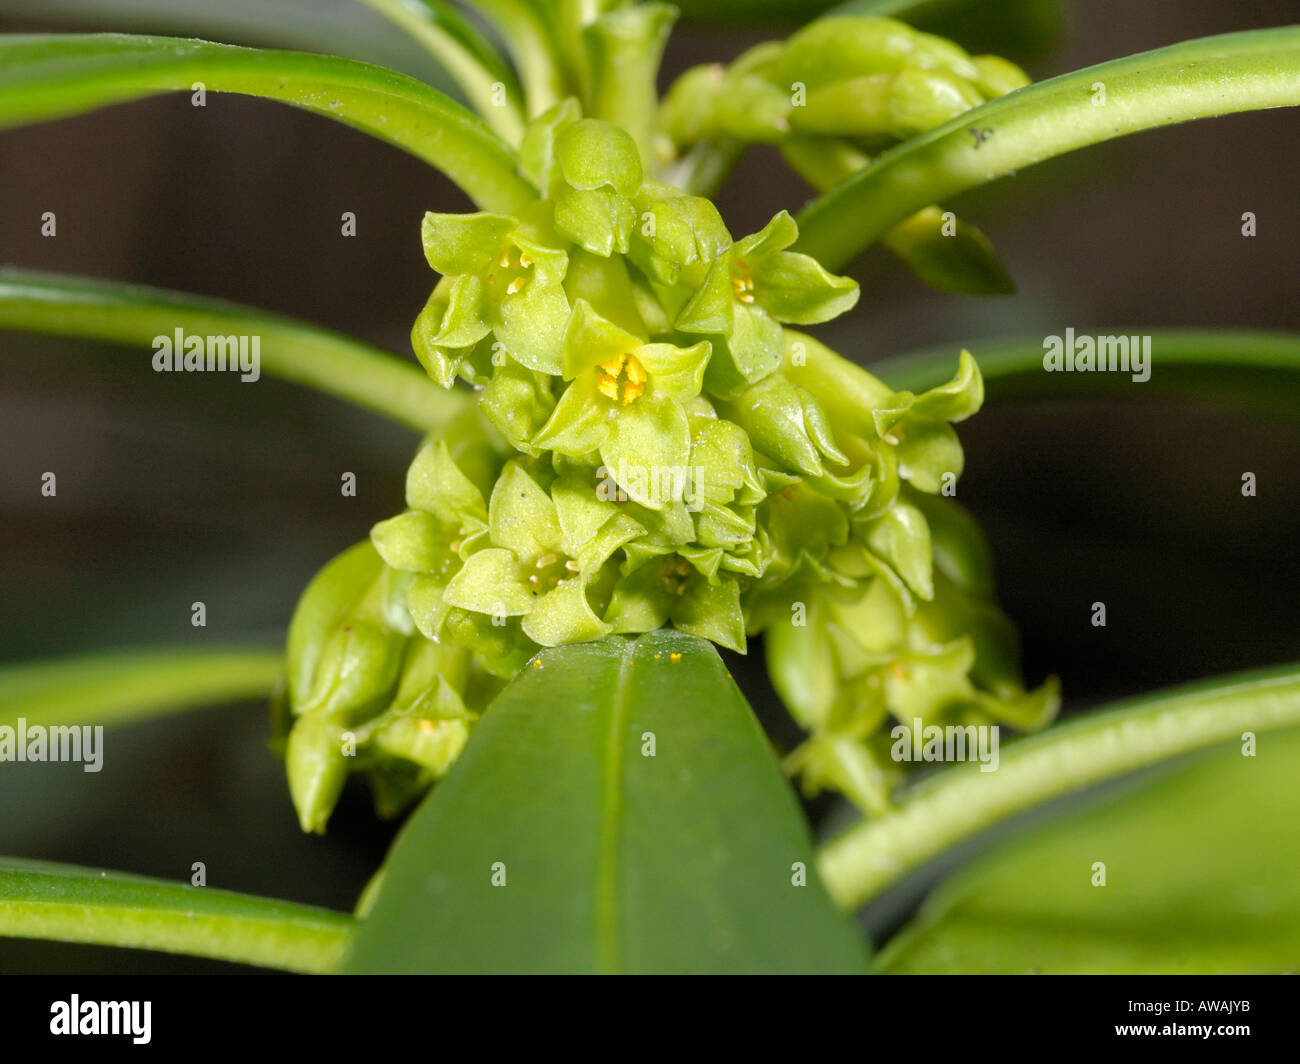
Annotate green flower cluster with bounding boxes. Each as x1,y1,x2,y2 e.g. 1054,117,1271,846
659,15,1028,159
278,20,1055,833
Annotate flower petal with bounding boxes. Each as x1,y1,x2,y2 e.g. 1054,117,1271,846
441,548,536,615
521,577,611,646
489,462,563,559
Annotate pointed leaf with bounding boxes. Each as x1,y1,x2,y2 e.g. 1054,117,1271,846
343,632,868,973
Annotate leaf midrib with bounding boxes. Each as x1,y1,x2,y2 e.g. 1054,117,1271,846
595,639,636,974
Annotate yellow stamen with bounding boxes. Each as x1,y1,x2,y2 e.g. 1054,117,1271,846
506,277,525,295
517,251,533,269
595,353,648,405
497,249,512,268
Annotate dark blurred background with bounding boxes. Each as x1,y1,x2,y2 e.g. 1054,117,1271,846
1,0,1297,971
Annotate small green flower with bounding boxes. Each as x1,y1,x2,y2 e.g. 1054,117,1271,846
369,435,493,640
441,461,643,646
676,211,858,391
605,551,746,652
414,207,570,380
533,299,711,508
868,348,984,494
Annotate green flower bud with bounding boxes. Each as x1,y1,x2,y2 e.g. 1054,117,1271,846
885,68,984,137
628,181,730,286
550,119,643,255
285,540,385,706
773,17,919,90
970,54,1031,97
719,373,847,478
286,713,350,834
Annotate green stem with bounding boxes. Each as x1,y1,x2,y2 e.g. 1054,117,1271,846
675,138,748,197
0,34,534,212
0,269,469,433
817,661,1300,910
358,0,526,144
794,27,1300,270
473,0,567,115
0,646,284,731
585,3,676,173
0,858,353,973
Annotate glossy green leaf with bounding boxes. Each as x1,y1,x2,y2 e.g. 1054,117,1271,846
0,34,533,211
881,206,1014,295
881,726,1300,973
0,858,352,973
0,646,282,731
819,661,1300,910
795,28,1300,270
872,329,1300,420
0,269,466,432
357,0,525,142
343,631,868,973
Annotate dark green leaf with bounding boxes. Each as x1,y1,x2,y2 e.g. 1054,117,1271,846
0,34,533,211
881,727,1300,973
344,631,868,973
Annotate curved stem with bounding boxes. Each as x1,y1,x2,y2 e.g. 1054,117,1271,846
0,34,534,212
0,858,353,973
817,661,1300,910
358,0,526,144
794,27,1300,270
0,269,470,433
0,646,283,731
473,0,566,115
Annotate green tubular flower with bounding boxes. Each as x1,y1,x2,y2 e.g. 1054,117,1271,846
533,299,711,508
676,210,858,391
441,460,643,646
414,206,571,380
